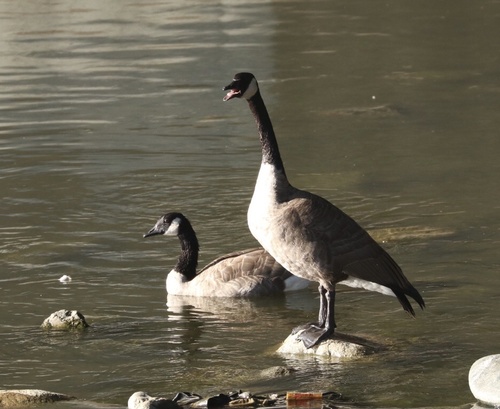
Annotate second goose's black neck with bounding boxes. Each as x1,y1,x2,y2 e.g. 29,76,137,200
175,221,199,282
248,91,286,175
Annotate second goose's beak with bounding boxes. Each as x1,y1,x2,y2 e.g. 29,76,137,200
144,225,164,238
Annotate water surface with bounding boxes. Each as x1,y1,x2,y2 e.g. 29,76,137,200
1,1,499,408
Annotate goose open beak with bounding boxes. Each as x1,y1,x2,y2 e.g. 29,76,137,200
222,88,241,101
222,82,241,101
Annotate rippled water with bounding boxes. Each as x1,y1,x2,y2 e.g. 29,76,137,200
1,1,500,408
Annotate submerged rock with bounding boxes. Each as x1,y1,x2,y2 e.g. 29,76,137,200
128,392,180,409
41,309,89,331
277,330,381,357
260,366,296,378
0,389,74,407
469,354,500,406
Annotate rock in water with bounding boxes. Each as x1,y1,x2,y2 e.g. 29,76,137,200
277,330,381,357
469,354,500,406
0,389,74,407
128,392,180,409
41,309,89,330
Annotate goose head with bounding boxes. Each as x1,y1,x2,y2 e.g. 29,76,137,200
144,212,183,238
223,72,259,101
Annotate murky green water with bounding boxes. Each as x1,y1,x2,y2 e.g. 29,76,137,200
1,1,499,408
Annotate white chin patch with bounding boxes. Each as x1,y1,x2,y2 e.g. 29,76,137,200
242,77,258,100
165,217,181,236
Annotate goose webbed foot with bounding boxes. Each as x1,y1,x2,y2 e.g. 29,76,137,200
294,324,335,349
292,287,336,348
291,322,319,335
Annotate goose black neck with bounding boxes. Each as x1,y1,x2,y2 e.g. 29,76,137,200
248,91,286,173
175,223,199,281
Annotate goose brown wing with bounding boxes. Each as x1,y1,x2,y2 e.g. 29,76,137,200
198,247,292,282
198,247,262,273
343,253,425,315
285,191,425,312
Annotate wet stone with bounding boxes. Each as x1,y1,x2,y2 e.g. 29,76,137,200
469,354,500,406
41,309,89,331
128,392,181,409
0,389,75,407
277,330,382,358
260,366,297,378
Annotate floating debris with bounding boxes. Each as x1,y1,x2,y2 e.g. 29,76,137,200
228,398,255,407
59,275,72,283
172,392,203,406
286,392,323,401
135,390,341,409
286,391,341,402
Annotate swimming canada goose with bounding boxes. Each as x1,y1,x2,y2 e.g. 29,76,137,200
144,212,310,297
223,72,425,348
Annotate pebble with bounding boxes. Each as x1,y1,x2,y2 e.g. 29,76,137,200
469,354,500,406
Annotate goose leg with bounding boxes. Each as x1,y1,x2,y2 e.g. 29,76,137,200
317,285,328,327
290,286,337,348
291,285,327,334
294,288,336,349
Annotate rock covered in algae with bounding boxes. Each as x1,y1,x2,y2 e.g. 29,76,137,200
41,309,89,330
0,389,74,407
277,330,382,357
260,365,297,378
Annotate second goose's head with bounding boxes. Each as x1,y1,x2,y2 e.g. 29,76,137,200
143,212,184,238
223,72,259,101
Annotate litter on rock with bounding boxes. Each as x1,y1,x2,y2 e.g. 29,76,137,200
130,390,341,409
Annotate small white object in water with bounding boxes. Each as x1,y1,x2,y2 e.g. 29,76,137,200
59,275,72,283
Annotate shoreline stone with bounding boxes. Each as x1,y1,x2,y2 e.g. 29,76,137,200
277,330,383,357
128,392,180,409
469,354,500,406
0,389,75,407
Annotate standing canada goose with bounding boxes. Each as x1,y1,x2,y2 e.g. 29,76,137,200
223,72,425,348
144,212,310,297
